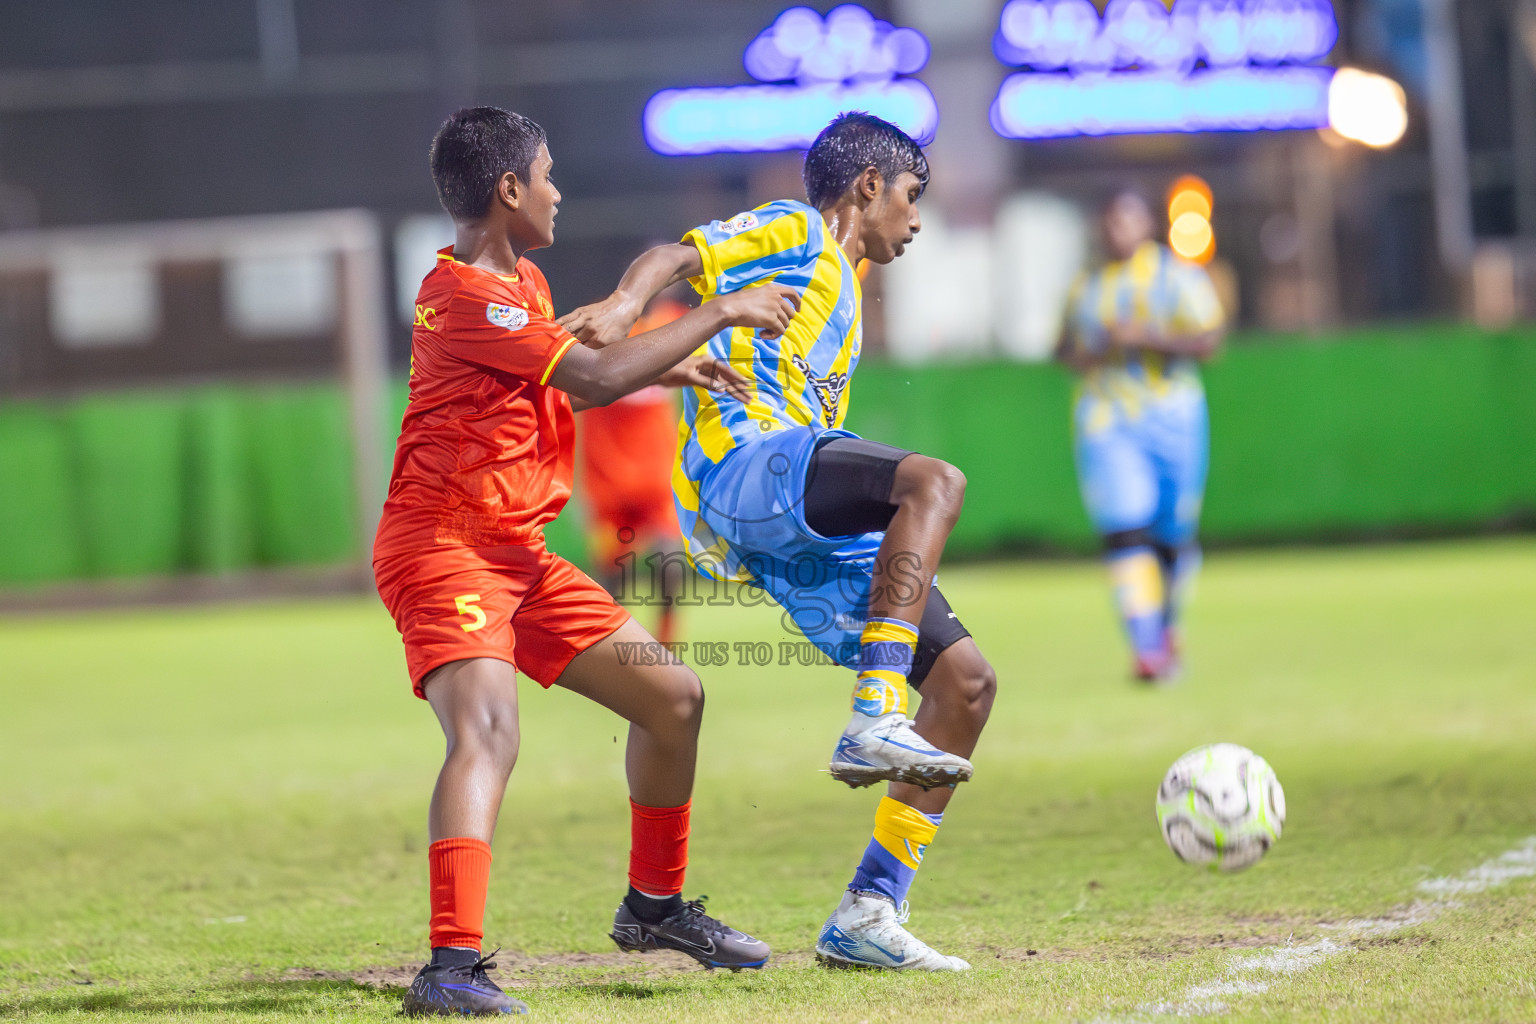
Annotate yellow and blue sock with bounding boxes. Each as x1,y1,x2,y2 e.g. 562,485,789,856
848,796,943,904
850,617,919,718
1107,546,1167,659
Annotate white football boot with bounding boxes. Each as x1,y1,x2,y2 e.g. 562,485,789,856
815,891,970,971
829,711,973,789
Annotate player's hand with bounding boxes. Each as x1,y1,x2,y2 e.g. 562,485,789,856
656,355,753,400
1057,346,1101,373
1184,332,1222,360
720,283,800,340
558,292,642,349
1107,323,1154,349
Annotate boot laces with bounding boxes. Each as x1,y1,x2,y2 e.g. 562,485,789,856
445,947,500,983
673,895,732,939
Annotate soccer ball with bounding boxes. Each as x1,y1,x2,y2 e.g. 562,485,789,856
1155,743,1285,872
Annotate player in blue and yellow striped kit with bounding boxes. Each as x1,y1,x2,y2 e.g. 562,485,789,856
560,113,995,971
1056,190,1226,683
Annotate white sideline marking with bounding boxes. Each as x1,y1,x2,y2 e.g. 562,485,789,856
1416,840,1536,896
1099,838,1536,1021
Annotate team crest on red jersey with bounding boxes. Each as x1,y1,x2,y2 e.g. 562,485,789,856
487,303,528,330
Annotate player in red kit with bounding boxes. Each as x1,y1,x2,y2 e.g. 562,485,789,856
375,107,798,1017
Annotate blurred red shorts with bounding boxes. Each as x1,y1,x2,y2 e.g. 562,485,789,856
375,544,629,697
588,499,681,566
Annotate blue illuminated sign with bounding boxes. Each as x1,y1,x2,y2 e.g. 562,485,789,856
644,5,937,156
993,65,1331,138
990,0,1340,140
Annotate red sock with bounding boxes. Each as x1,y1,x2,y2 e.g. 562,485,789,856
628,799,689,896
428,837,492,950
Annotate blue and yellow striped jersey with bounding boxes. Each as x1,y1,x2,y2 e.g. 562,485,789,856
674,198,862,574
1065,241,1224,410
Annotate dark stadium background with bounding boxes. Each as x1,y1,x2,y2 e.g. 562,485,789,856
0,0,1532,591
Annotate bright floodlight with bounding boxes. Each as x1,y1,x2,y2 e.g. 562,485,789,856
1327,68,1407,148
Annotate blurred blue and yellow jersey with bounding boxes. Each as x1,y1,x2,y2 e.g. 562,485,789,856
1064,241,1224,416
675,198,863,578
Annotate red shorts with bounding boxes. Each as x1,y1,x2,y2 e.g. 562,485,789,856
375,542,630,697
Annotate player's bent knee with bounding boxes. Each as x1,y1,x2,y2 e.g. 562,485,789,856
952,647,1001,721
934,460,967,504
455,699,521,765
424,659,522,762
650,665,705,736
896,456,967,517
934,644,996,726
966,659,998,720
675,669,705,724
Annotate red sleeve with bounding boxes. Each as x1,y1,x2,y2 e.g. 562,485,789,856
441,279,578,385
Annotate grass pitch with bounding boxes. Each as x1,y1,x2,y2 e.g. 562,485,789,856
2,538,1534,1022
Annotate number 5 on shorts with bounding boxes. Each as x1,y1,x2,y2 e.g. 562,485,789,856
454,594,487,632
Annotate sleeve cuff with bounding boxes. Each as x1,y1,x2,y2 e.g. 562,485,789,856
682,228,719,298
539,335,579,386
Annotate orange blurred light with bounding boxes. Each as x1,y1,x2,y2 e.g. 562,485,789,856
1167,175,1215,263
1169,211,1215,263
1167,175,1213,222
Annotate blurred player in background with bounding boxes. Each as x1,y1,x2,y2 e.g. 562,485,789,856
374,107,799,1016
561,112,996,973
577,286,690,645
1054,189,1226,684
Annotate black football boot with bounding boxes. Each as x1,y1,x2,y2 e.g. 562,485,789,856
402,949,528,1016
610,896,770,971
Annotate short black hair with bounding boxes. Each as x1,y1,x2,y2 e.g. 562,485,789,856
429,106,547,220
802,112,930,209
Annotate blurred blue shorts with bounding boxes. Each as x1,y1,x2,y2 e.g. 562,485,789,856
1073,387,1209,546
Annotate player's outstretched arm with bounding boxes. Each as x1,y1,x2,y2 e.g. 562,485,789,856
568,355,753,412
549,283,797,407
558,243,704,347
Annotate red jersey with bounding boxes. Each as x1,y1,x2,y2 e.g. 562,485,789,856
374,247,580,560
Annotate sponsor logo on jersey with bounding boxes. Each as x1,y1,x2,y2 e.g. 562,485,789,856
791,353,849,428
487,303,528,330
721,211,758,235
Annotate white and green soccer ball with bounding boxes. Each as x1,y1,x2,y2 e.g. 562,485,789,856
1156,743,1285,872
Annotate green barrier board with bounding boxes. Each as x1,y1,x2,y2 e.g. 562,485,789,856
1,328,1532,586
